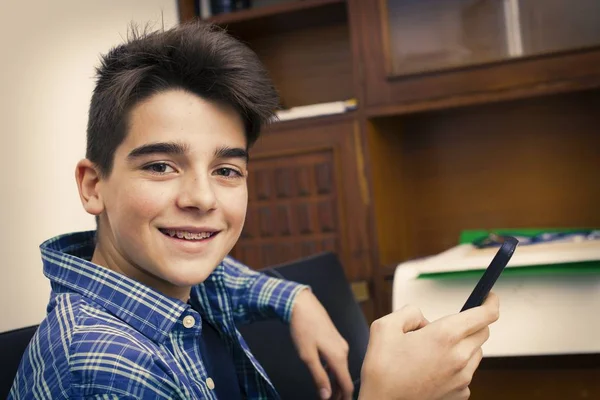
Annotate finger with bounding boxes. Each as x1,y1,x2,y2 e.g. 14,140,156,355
369,305,428,340
448,386,471,400
451,348,483,395
463,326,491,352
482,291,500,314
465,347,484,377
302,349,332,399
451,327,488,374
440,292,499,340
322,351,353,400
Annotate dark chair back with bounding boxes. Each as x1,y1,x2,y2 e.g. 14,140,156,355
0,325,38,399
238,252,370,400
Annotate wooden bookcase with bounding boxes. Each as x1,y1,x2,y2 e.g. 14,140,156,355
182,0,353,109
178,0,378,319
178,2,600,397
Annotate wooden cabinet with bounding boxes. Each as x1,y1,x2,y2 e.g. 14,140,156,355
349,0,600,116
380,0,600,78
178,1,600,397
229,114,377,321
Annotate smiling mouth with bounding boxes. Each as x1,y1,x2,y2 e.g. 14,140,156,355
159,229,219,241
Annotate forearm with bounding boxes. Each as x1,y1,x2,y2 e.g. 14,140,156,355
221,256,309,324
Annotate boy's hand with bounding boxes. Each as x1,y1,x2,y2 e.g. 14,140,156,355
290,289,354,399
358,293,500,400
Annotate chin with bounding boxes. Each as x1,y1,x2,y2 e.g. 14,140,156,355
165,262,219,287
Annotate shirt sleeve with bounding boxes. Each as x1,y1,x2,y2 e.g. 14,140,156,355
220,255,310,325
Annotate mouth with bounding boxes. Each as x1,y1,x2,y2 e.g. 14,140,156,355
158,228,219,241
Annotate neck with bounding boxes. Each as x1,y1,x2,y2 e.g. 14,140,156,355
91,237,191,303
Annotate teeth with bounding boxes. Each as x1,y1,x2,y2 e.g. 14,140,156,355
163,229,213,240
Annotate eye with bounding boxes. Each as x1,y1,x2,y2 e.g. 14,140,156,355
143,162,175,174
214,167,243,178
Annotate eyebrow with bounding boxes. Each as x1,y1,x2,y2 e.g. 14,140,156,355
127,142,249,163
214,146,249,163
127,141,189,160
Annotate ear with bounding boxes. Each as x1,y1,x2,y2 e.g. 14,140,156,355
75,159,105,216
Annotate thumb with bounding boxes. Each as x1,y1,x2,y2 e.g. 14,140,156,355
303,349,332,399
396,305,429,333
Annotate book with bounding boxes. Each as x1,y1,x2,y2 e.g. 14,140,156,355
273,99,357,122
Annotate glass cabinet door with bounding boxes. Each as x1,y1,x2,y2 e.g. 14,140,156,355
383,0,600,77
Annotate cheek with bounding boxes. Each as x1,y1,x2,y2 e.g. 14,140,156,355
218,185,248,227
107,181,172,228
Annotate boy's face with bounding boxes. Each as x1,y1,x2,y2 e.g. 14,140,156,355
83,89,248,300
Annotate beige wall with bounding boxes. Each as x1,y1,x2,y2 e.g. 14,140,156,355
0,0,178,332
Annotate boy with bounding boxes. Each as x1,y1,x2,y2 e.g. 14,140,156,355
10,22,499,400
9,22,352,400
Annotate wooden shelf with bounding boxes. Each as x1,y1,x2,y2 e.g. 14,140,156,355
182,0,347,38
366,72,600,118
206,0,344,24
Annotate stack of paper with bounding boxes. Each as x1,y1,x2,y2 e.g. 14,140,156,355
398,230,600,276
415,239,600,275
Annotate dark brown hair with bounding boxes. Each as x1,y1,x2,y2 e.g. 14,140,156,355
87,21,279,177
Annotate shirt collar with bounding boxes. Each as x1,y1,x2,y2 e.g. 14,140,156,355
40,230,200,344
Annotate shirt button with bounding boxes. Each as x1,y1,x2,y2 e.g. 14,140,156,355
182,315,195,328
206,377,215,390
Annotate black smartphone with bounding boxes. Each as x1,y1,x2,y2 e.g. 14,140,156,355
460,235,519,312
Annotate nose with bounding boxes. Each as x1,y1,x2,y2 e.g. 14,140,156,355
176,172,217,212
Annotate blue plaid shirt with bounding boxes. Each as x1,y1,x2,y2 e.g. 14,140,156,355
9,231,307,399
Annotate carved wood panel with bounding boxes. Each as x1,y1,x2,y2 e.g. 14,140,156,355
233,149,341,269
228,114,377,321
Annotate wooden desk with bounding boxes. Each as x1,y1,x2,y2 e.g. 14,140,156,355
393,262,600,399
474,355,599,400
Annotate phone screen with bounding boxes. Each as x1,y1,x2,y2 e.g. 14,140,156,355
460,236,519,312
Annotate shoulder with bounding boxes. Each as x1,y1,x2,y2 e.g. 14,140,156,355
11,293,183,399
66,301,184,399
220,255,261,282
9,292,84,399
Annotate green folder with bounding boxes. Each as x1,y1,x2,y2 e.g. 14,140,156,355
418,228,600,280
